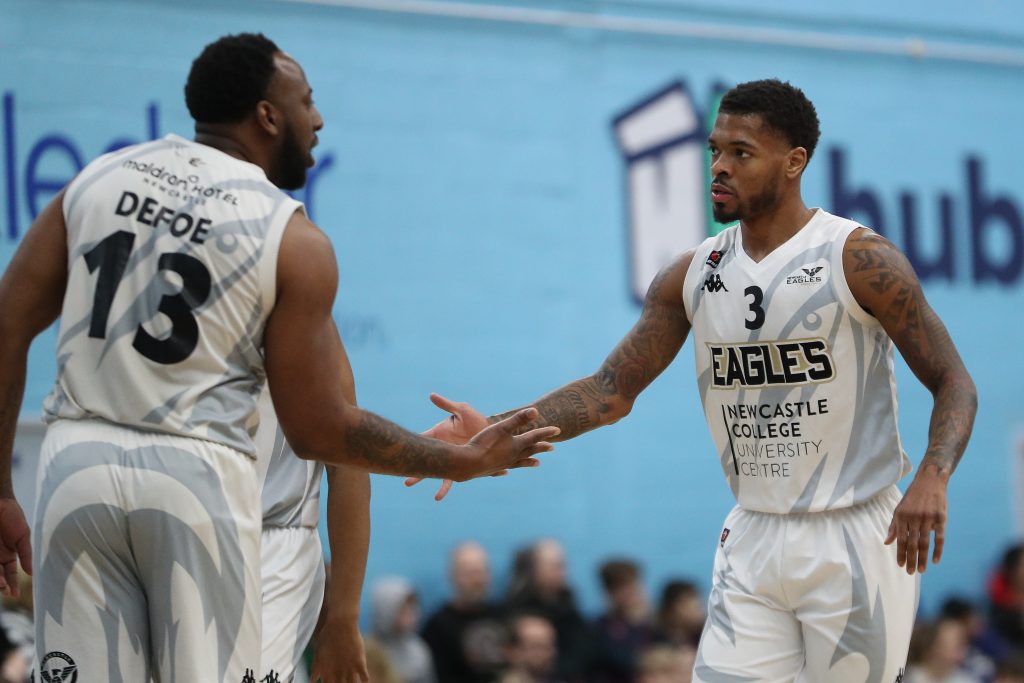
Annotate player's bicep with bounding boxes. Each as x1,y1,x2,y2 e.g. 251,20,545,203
0,190,68,342
843,230,957,390
264,212,355,457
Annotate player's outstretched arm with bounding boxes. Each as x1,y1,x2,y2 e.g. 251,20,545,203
844,229,977,575
0,189,69,594
264,211,559,480
407,252,695,501
487,250,695,441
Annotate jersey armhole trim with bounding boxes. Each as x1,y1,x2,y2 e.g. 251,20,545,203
259,200,304,317
832,226,881,328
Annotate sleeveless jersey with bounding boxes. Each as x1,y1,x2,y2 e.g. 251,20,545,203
682,209,911,514
254,386,323,528
43,134,302,456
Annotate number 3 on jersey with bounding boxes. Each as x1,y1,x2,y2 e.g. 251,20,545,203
84,230,212,364
744,285,765,330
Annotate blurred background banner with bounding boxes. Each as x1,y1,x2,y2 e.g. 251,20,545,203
3,0,1023,620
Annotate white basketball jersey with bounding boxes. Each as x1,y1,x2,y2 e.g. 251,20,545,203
682,209,911,514
254,386,323,528
44,134,302,456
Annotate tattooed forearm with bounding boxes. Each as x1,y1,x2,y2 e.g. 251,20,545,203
343,411,458,479
919,375,977,477
490,262,691,440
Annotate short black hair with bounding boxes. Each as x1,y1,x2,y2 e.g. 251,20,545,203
599,558,640,592
719,79,821,161
185,33,281,124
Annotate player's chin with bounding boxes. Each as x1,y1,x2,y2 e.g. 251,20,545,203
711,203,740,223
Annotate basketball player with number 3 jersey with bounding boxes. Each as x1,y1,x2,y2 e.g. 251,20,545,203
0,34,557,683
412,80,976,682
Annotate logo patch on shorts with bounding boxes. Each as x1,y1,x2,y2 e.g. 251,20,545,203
720,527,730,547
38,651,77,683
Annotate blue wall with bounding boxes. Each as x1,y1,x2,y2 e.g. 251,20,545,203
3,0,1023,622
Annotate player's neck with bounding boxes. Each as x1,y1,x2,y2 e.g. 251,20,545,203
194,124,258,167
739,197,815,263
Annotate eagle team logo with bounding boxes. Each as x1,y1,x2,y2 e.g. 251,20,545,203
786,263,827,285
38,652,77,683
706,249,726,268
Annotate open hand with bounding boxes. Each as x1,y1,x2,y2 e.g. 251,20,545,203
409,393,493,500
884,470,948,575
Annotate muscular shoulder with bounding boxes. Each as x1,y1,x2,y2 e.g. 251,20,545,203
842,227,922,316
276,210,339,305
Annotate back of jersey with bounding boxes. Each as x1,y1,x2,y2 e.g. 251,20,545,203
44,134,302,456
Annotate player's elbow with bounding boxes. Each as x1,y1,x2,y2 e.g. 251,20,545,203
604,394,635,426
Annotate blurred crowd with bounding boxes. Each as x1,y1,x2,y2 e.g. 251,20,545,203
9,539,1024,683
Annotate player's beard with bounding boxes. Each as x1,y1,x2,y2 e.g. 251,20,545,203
712,175,781,223
274,120,309,191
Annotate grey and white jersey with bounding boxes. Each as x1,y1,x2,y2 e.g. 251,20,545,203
682,209,911,514
255,386,323,528
44,134,302,456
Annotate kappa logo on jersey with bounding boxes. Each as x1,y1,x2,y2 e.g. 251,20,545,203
720,527,730,547
709,338,836,388
703,274,729,293
262,672,282,683
38,652,77,683
706,249,726,268
786,264,827,285
242,669,257,683
894,668,905,683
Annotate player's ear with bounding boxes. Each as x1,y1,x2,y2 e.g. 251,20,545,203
786,147,808,179
255,100,280,136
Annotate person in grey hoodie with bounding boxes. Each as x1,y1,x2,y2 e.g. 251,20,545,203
368,576,438,683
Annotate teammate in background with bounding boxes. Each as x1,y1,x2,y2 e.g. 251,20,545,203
412,79,977,681
255,387,370,683
0,33,557,682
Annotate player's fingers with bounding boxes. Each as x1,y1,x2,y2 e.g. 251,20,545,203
434,480,454,501
489,470,509,478
506,457,541,470
404,477,425,487
884,516,898,545
916,529,930,574
2,560,17,599
514,426,560,448
933,528,945,565
17,534,32,575
429,393,459,414
894,522,908,568
491,407,539,434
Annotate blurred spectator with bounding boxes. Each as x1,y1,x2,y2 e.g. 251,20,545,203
942,595,1011,683
654,580,705,649
367,576,437,683
990,545,1024,648
498,612,565,683
505,539,594,681
365,638,403,683
422,541,507,683
591,558,656,683
994,654,1024,683
906,617,980,683
635,644,695,683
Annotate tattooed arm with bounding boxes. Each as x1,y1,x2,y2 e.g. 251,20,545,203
844,228,977,574
489,250,695,440
265,210,559,482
